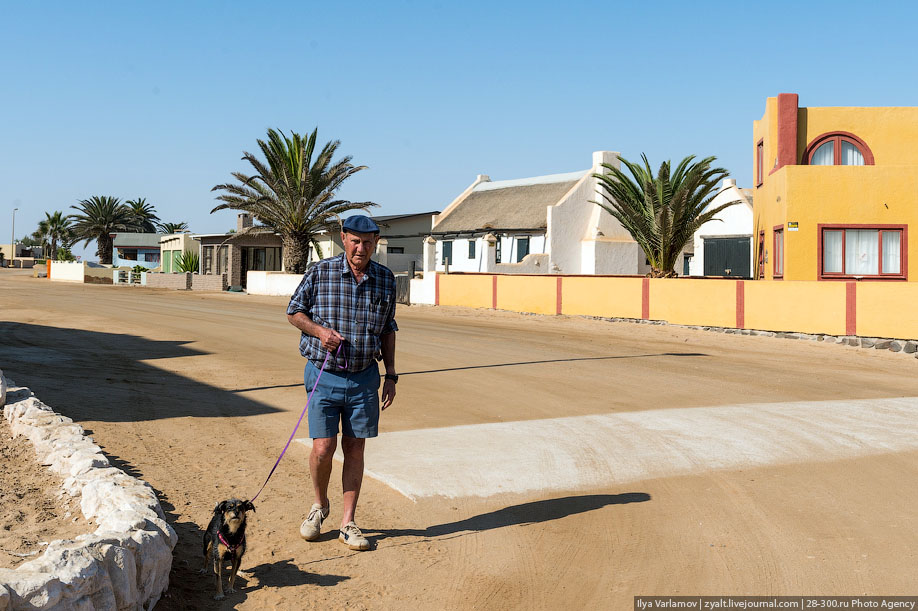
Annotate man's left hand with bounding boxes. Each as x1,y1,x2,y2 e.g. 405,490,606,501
381,379,396,410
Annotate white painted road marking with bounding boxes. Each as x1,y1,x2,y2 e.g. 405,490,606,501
298,397,918,500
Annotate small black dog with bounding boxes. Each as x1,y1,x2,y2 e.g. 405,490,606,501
201,498,255,600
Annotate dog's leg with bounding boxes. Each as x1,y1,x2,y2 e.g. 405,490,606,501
227,552,241,594
200,540,212,574
213,549,225,601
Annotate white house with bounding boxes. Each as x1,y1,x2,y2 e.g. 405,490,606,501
424,151,651,276
686,179,753,278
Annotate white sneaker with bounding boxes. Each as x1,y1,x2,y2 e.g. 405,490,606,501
299,503,329,541
338,521,371,551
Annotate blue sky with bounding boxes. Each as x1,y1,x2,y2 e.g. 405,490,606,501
3,1,917,259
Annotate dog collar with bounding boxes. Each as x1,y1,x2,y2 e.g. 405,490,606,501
218,531,244,553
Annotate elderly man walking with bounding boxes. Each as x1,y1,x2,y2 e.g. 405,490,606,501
286,215,398,551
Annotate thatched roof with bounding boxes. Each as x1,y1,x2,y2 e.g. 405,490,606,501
433,171,586,234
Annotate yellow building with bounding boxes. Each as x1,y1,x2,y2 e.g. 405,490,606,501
753,94,918,281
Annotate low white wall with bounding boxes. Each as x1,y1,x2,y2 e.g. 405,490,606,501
246,271,303,296
0,370,176,610
49,261,84,283
410,274,437,305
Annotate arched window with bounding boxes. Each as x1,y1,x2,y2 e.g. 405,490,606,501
804,132,874,166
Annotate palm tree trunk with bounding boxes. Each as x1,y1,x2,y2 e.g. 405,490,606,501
282,234,310,275
98,235,114,264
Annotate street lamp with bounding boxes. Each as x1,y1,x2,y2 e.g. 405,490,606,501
10,207,17,268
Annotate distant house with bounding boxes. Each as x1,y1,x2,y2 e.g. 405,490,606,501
686,179,753,278
426,151,650,275
373,211,438,274
197,213,344,289
159,232,201,274
0,244,42,268
111,233,162,269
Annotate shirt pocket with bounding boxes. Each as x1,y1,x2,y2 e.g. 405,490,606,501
365,293,391,334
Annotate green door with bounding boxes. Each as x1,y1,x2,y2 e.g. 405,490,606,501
703,237,751,278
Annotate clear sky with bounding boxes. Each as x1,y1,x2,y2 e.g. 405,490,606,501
3,1,917,260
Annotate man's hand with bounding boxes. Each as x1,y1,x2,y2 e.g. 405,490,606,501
381,379,396,410
318,327,344,352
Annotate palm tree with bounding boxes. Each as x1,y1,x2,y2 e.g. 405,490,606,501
593,154,740,277
126,198,160,233
158,221,189,234
69,196,140,264
211,128,374,274
34,211,75,260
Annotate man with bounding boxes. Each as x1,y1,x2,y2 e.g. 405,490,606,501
286,215,398,551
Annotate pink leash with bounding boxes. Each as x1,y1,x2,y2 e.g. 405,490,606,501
250,344,343,502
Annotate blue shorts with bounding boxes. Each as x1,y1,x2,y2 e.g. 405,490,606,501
304,361,380,439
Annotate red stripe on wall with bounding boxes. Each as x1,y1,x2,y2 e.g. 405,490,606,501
736,280,745,329
435,273,440,306
846,282,857,335
556,277,562,315
641,278,650,320
492,275,498,309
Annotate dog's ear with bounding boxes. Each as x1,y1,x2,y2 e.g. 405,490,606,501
244,500,255,513
214,501,227,514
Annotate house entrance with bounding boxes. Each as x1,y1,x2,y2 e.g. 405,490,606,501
240,246,282,288
703,237,751,278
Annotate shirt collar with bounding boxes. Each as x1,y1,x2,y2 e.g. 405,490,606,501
337,253,374,281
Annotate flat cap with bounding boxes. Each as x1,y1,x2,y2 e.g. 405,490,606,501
342,215,380,234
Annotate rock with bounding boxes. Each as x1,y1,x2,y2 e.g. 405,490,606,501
873,340,892,350
0,369,6,407
887,341,902,352
1,379,174,610
860,338,877,349
904,341,918,354
847,337,860,347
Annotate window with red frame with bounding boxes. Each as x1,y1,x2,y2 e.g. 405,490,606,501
773,227,784,278
821,227,905,278
807,134,871,166
756,141,764,186
757,231,765,278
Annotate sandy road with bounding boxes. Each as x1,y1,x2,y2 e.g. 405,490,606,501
1,269,917,609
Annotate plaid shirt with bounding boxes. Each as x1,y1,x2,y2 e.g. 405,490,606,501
287,254,398,372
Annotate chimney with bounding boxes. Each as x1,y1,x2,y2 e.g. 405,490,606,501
723,178,737,189
237,213,253,231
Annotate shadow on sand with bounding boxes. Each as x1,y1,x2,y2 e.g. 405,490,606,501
0,322,282,423
370,493,651,543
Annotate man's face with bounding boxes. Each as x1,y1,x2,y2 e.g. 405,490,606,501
341,230,379,270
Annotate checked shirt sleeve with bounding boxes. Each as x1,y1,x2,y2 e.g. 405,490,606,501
286,269,314,317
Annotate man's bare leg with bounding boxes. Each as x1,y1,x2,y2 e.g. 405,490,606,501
310,437,337,508
340,436,365,526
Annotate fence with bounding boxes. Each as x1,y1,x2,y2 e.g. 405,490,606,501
432,274,918,340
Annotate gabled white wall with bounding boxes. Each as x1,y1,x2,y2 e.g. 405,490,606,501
687,179,754,276
547,151,638,274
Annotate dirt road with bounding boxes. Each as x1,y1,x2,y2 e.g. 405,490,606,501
2,270,917,609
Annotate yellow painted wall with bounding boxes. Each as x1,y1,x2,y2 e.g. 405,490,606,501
650,279,735,327
856,283,918,339
800,106,918,165
497,275,556,315
434,274,917,340
744,281,846,335
438,274,492,309
562,277,643,319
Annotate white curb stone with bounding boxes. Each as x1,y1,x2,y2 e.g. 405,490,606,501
0,371,176,610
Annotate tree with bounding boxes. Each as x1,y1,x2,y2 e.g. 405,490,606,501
126,198,160,233
593,154,740,277
69,196,140,264
211,128,374,274
34,211,75,260
158,221,189,234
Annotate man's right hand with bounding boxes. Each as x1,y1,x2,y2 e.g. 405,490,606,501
318,327,344,352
